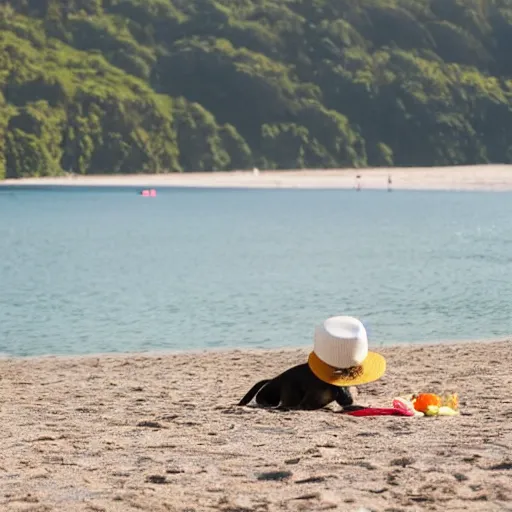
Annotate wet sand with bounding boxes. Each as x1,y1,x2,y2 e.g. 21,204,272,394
1,339,511,511
2,164,512,191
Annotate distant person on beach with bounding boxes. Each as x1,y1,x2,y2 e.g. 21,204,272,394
356,174,361,191
238,316,386,410
388,174,392,192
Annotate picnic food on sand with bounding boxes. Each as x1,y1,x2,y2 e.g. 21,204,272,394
390,393,460,417
413,393,443,413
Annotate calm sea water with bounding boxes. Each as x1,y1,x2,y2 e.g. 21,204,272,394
1,186,511,357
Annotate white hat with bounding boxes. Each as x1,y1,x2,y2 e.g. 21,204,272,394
308,316,386,386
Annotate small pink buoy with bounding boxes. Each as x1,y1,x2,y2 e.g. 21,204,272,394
149,189,157,196
141,190,150,196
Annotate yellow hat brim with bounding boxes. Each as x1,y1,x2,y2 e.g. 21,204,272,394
308,351,386,386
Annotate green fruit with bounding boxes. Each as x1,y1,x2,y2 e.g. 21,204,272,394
425,405,440,416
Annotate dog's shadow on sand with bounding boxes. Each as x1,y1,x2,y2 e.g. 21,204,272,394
218,403,363,416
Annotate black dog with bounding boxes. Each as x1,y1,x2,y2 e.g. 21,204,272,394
237,363,355,410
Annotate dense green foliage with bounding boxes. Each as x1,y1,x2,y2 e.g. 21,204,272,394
1,0,512,178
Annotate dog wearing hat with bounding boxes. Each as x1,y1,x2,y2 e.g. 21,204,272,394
237,316,386,411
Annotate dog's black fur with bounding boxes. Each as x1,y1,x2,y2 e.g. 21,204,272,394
237,363,355,410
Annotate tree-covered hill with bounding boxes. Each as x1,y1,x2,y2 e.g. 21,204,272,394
1,0,512,178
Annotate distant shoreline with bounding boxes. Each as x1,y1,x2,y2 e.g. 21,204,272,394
2,164,512,191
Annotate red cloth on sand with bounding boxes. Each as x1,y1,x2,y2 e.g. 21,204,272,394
343,407,414,417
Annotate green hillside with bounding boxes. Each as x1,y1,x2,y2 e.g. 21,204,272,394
1,0,512,178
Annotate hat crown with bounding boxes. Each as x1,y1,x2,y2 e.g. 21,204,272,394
313,316,368,368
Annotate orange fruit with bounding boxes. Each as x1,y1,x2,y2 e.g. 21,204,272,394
413,393,442,413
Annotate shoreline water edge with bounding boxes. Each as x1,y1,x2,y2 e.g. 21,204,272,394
1,334,510,362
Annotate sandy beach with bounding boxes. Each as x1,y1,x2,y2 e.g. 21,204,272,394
1,340,511,511
2,164,512,191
